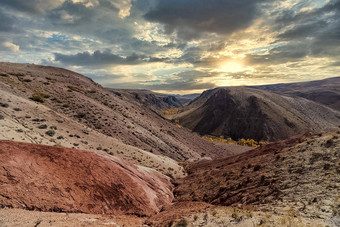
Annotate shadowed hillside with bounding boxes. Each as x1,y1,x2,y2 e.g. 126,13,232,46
107,89,183,113
174,87,340,141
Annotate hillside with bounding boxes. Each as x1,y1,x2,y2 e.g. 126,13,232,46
174,93,201,105
167,130,340,226
0,141,173,216
254,77,340,111
0,62,242,165
174,87,340,141
108,89,182,113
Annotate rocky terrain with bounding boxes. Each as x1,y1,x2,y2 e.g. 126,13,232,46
171,86,340,141
255,76,340,111
0,140,173,216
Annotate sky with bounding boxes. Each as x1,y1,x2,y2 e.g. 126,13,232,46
0,0,339,94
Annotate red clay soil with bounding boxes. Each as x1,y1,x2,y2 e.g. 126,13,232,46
0,141,173,216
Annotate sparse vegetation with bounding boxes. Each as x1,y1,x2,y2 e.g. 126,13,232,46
30,92,49,103
45,130,55,137
38,124,48,129
163,108,179,115
175,219,187,227
202,135,263,147
75,112,86,118
0,103,9,108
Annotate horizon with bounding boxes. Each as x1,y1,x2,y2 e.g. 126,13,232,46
0,0,339,94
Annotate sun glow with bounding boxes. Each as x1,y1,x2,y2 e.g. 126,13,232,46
218,61,250,73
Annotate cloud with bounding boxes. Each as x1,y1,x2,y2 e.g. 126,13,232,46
0,0,340,93
1,42,20,52
0,9,15,32
0,0,64,14
144,0,268,40
54,50,169,66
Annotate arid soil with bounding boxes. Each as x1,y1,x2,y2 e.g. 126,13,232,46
0,140,173,216
0,87,186,178
0,208,145,226
173,130,340,225
174,86,340,141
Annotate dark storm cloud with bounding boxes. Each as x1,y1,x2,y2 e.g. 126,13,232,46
244,0,340,66
245,42,309,65
0,9,15,32
106,80,215,91
54,50,170,66
0,0,42,14
144,0,267,40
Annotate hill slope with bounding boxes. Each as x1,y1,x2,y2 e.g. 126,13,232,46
0,62,238,162
254,76,340,111
0,141,173,216
108,89,182,113
174,130,340,221
175,87,340,141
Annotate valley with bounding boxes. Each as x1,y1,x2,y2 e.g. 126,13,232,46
0,63,339,226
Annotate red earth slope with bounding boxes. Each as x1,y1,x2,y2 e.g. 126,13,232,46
0,141,173,216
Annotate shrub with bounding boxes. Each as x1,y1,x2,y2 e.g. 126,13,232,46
176,219,187,227
30,92,48,103
45,130,55,137
0,103,9,108
253,165,261,171
75,112,86,118
13,108,21,111
0,114,4,120
38,124,48,129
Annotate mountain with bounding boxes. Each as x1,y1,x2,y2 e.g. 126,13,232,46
174,86,340,141
0,140,173,216
107,89,183,113
174,93,201,105
254,77,340,111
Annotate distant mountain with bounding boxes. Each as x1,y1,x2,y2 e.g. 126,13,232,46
107,89,182,113
254,77,340,111
174,93,201,105
175,87,340,141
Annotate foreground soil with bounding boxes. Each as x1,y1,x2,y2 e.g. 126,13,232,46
0,141,173,216
174,130,340,224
